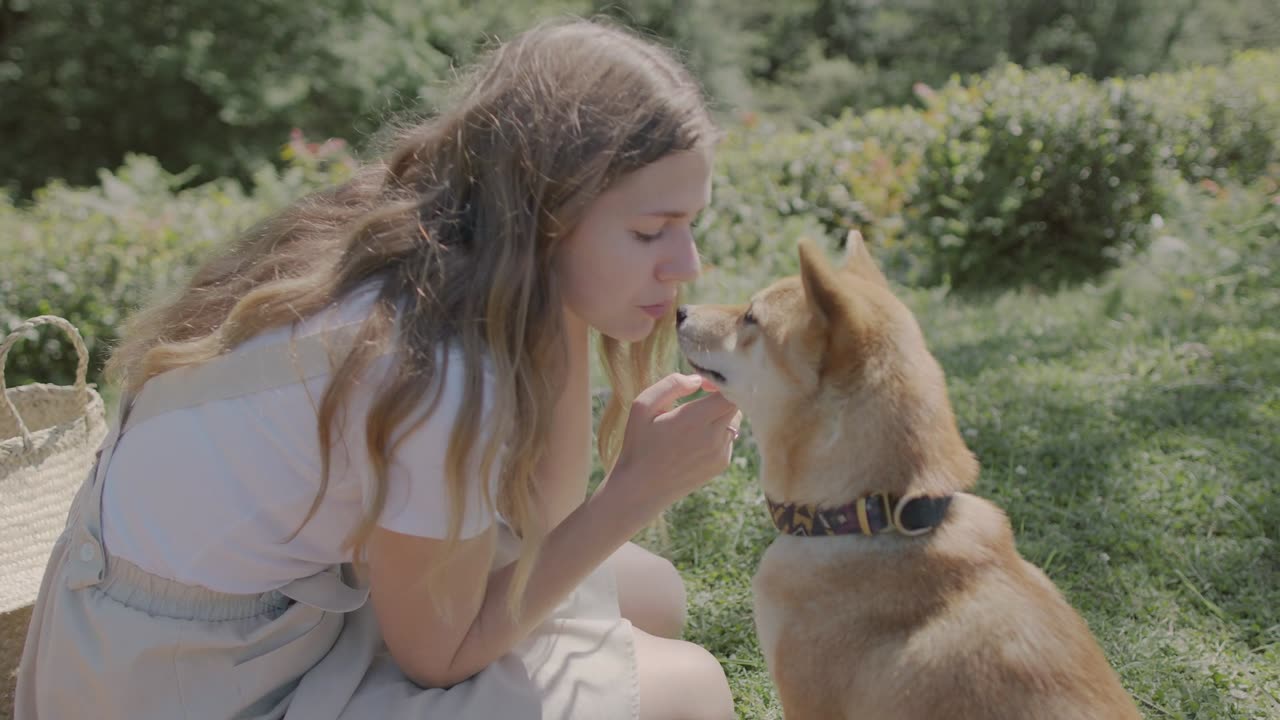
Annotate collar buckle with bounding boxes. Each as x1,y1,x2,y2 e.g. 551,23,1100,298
890,494,954,536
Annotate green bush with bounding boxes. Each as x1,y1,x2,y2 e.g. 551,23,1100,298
715,51,1280,291
904,65,1163,289
0,137,355,389
705,52,1280,291
695,106,934,287
1130,50,1280,184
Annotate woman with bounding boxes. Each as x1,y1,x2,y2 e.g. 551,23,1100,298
17,16,739,720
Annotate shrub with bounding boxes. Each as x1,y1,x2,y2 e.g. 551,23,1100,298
697,107,934,286
0,137,354,388
1129,50,1280,184
905,64,1164,289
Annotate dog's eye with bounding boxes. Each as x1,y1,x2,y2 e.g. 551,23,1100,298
743,309,757,326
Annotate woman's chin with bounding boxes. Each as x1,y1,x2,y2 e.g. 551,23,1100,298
599,317,660,344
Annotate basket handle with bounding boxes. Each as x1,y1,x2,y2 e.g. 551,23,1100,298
0,315,92,452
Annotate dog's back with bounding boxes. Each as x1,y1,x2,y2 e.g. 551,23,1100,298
754,495,1139,719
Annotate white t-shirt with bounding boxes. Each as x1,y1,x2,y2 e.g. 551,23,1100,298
101,281,501,594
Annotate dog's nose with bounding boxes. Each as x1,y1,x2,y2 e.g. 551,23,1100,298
676,305,688,326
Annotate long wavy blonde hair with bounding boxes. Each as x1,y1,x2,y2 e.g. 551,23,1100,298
105,17,716,613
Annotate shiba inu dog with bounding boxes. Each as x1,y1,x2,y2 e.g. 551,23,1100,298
676,232,1141,719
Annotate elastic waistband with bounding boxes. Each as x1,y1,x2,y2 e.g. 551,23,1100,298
98,554,291,621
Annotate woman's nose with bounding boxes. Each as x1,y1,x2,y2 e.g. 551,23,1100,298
658,232,700,283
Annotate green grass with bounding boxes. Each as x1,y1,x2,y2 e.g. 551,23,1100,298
629,177,1280,719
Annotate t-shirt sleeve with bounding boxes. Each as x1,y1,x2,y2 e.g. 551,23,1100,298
350,348,501,540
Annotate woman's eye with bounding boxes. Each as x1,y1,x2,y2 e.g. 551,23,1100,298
632,229,664,242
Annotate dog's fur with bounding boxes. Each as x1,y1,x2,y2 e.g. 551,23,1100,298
677,233,1141,719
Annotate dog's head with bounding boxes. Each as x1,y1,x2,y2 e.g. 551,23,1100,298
677,231,976,504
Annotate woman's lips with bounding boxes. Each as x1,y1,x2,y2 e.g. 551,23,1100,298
640,302,672,318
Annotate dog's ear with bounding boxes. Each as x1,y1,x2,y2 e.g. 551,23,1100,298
799,238,847,326
840,230,890,288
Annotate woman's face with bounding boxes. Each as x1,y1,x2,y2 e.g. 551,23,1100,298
557,150,712,342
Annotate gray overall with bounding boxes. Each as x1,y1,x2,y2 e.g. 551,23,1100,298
14,321,639,719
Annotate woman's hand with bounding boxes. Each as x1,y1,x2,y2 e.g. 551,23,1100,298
611,373,741,514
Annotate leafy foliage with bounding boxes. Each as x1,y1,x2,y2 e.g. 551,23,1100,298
3,0,1278,194
4,52,1279,386
0,0,588,195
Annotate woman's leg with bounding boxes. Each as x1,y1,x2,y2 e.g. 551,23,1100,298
609,541,687,639
610,542,734,719
633,627,735,720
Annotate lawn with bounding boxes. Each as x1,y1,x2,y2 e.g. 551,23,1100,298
633,177,1280,718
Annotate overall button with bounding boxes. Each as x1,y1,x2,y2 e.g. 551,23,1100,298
79,542,97,563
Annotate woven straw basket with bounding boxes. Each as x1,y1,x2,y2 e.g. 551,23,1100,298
1,316,107,613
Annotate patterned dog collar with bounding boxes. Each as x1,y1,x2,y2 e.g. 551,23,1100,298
766,493,953,537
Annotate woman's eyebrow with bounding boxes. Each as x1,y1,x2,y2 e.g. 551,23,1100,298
642,205,707,219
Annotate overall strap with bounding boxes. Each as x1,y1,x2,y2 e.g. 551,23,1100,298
64,319,391,602
128,321,379,429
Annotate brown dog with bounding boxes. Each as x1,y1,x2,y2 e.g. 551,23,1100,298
676,233,1141,719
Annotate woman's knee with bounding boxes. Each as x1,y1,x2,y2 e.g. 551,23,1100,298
633,629,734,720
612,542,687,639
